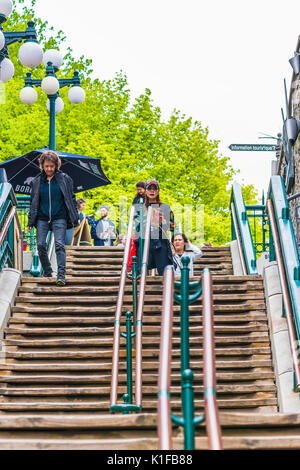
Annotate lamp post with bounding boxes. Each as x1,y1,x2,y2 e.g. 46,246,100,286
20,49,86,150
0,0,43,82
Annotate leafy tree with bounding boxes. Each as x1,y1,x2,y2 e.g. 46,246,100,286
0,0,258,245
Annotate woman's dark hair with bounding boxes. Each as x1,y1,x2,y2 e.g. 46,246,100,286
76,198,86,209
135,181,146,199
172,233,188,244
39,150,61,170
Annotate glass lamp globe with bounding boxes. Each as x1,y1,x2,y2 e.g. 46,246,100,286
0,57,14,82
18,41,43,68
43,49,63,69
46,96,64,114
0,30,5,51
20,86,38,105
41,76,59,95
0,0,13,18
68,86,86,104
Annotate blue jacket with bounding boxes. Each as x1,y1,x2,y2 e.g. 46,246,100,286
90,217,116,246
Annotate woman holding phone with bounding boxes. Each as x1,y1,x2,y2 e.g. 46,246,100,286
135,179,175,275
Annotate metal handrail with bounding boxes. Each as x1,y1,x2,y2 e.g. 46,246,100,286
0,206,23,272
230,202,247,275
202,268,223,450
110,205,136,407
267,198,300,390
135,205,152,408
230,182,257,275
158,265,174,450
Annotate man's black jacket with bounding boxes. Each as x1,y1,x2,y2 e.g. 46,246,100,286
28,170,79,229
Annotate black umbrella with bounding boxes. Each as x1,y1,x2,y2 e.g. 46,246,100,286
0,148,111,194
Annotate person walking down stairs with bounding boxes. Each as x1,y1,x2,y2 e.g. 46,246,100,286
27,150,79,286
135,179,175,275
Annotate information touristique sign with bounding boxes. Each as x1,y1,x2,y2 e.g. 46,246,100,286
229,144,276,151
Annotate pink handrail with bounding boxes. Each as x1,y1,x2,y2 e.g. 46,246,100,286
135,205,152,408
202,268,223,450
157,265,174,450
110,205,136,407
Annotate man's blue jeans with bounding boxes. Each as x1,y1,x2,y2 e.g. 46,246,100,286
36,219,67,277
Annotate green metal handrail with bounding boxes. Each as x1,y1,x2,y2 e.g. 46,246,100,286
245,193,269,256
268,176,300,347
16,195,35,251
230,182,257,275
0,183,23,273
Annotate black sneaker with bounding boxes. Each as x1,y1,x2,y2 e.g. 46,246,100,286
44,272,52,278
56,276,66,286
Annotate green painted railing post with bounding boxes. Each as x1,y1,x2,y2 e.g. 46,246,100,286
132,256,137,330
269,223,275,262
7,219,14,267
30,227,35,251
49,94,57,151
180,257,190,373
231,212,236,241
182,369,195,450
118,311,137,414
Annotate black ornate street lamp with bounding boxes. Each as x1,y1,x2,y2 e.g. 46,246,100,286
0,0,43,82
20,49,86,150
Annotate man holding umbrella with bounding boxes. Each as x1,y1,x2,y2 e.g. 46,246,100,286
27,151,78,286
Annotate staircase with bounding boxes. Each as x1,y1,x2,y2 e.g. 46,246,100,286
0,245,299,449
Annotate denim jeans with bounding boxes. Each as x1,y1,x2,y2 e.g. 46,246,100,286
36,219,67,277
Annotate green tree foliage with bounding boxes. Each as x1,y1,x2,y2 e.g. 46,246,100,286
0,0,258,245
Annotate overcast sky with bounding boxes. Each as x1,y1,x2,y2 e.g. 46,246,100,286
33,0,300,197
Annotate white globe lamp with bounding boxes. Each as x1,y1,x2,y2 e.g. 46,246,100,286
68,86,86,104
20,86,38,105
0,30,5,50
43,49,63,69
41,75,59,95
18,41,43,68
46,96,64,114
0,0,13,18
0,57,14,82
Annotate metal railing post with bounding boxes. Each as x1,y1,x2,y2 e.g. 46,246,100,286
182,369,195,450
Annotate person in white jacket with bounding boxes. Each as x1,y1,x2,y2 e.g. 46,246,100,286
172,233,203,277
